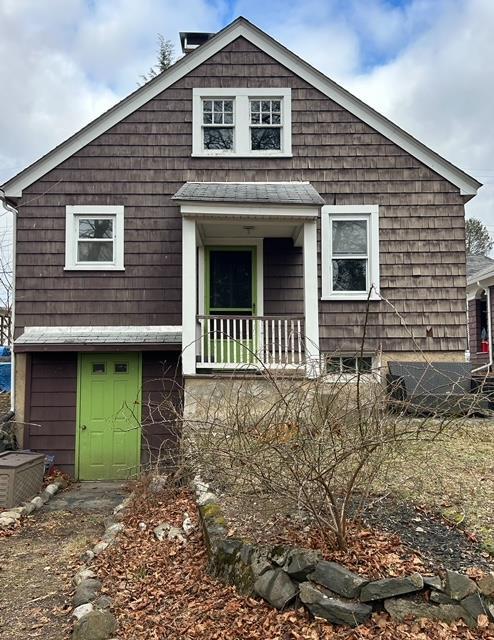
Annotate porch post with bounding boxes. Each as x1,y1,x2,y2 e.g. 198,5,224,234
303,220,320,378
182,217,197,376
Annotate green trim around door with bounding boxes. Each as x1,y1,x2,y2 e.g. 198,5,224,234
76,352,142,481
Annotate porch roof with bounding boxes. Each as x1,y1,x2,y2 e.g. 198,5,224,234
172,182,325,206
14,326,182,352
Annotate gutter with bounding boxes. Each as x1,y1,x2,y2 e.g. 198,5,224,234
0,189,16,411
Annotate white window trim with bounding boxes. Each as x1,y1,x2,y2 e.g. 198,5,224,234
192,88,292,157
65,205,125,271
321,205,380,301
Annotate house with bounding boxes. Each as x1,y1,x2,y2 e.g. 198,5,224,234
466,254,494,372
1,17,481,479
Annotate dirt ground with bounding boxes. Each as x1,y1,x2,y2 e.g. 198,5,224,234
0,483,125,640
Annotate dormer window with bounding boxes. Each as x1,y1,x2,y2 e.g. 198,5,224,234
193,88,291,157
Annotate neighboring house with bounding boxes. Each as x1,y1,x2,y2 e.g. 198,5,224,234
466,254,494,372
1,18,481,479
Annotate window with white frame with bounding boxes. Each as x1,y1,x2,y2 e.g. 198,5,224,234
65,205,124,270
192,88,291,157
321,205,380,300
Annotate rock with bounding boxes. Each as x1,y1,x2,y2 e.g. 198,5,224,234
31,496,44,509
93,595,113,610
0,510,21,520
478,572,494,598
250,552,272,579
74,578,102,606
461,593,488,620
72,603,94,620
83,550,95,562
430,591,456,605
44,483,59,496
154,523,186,544
40,490,52,503
103,523,124,541
74,568,97,586
93,541,109,556
113,496,131,514
360,573,423,602
308,561,368,599
269,546,290,567
149,474,169,494
182,512,195,536
197,491,216,506
299,581,372,627
423,575,443,591
72,609,117,640
254,568,298,609
444,570,478,601
284,550,320,581
22,502,36,516
384,597,473,626
0,516,16,528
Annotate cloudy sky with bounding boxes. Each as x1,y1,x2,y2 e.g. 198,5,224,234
0,0,493,234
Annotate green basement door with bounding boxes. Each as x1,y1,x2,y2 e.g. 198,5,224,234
77,353,142,480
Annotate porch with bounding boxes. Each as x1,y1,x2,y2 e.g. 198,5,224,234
174,182,323,377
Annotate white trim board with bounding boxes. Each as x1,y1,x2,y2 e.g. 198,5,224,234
2,17,481,199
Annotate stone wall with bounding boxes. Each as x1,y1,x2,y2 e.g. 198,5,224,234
193,478,494,629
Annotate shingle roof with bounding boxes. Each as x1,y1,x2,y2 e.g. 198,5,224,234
172,182,325,206
15,326,182,348
466,254,494,280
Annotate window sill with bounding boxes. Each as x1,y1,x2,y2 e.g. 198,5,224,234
191,152,293,159
321,293,381,302
64,266,125,272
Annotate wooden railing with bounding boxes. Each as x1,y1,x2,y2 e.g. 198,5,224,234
196,315,305,369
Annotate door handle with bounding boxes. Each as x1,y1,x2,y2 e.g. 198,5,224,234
81,424,87,431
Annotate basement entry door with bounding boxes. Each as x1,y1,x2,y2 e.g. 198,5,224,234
77,353,141,480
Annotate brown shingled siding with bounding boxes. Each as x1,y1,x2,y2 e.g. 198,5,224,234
15,36,467,353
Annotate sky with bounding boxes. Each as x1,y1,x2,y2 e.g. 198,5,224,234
0,0,493,238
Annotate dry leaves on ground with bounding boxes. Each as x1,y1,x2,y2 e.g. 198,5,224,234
94,486,494,640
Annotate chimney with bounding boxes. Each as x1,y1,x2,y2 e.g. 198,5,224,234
179,31,215,54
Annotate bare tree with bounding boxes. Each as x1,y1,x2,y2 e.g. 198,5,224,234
466,217,493,256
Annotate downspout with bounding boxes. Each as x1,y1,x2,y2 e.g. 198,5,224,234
472,285,493,374
0,189,16,411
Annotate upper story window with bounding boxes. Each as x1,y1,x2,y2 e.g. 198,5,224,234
321,205,380,301
65,205,124,271
192,88,291,157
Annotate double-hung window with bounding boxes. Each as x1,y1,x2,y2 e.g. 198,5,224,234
321,205,380,300
65,205,124,270
193,88,291,157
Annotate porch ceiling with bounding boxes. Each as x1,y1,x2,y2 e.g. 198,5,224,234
199,219,301,240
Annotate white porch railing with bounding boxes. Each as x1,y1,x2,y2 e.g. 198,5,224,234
196,315,305,369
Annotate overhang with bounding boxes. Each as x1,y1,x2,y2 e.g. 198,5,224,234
14,326,182,353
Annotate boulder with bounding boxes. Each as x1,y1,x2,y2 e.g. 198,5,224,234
269,546,290,567
299,582,372,627
0,516,16,528
308,561,368,599
444,571,477,601
72,603,94,620
423,575,443,591
93,595,113,610
74,578,102,607
284,550,320,582
74,568,97,586
154,523,186,544
44,483,59,496
254,568,298,609
0,510,21,520
103,523,124,541
31,496,44,509
430,591,456,605
360,573,423,602
93,541,110,556
22,502,36,516
72,609,117,640
384,597,473,626
478,572,494,598
461,593,489,620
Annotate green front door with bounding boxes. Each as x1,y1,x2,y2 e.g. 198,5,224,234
205,247,257,364
77,353,141,480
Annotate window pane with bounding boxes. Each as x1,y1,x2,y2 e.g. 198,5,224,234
224,100,233,112
213,112,223,124
78,241,114,262
326,357,341,373
79,218,113,239
332,258,367,291
251,127,281,151
213,101,223,112
332,220,367,255
92,363,105,374
261,101,271,112
209,250,252,310
357,357,373,372
115,363,128,373
272,113,281,124
341,357,357,372
261,113,271,124
203,100,212,112
203,127,234,150
251,112,260,124
203,112,212,124
250,100,260,113
272,100,281,112
224,112,233,125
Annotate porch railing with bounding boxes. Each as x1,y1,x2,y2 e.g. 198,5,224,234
196,315,305,369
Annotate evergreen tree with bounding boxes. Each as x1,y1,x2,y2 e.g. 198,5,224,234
466,217,494,255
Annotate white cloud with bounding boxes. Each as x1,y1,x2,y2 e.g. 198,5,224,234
0,0,492,240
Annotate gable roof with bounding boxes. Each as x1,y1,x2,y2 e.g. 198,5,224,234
466,254,494,280
2,17,482,200
172,181,325,205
